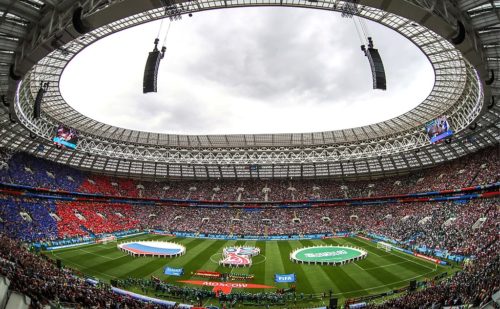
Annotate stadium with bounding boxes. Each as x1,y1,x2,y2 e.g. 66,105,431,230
0,0,499,308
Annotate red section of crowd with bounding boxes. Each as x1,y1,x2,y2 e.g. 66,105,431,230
56,202,139,238
79,175,121,196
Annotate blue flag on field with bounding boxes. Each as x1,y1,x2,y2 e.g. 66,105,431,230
274,273,296,283
164,267,183,276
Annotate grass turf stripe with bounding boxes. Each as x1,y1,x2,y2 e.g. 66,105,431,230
278,240,315,293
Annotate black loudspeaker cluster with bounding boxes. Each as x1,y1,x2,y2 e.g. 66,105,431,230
33,88,44,118
409,280,417,291
143,50,162,93
361,37,386,90
33,82,49,119
143,39,167,93
56,259,62,269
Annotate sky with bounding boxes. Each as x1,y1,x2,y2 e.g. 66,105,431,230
60,7,434,135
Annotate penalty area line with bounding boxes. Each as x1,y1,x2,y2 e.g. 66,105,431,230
357,239,435,271
50,252,119,280
78,248,125,261
333,269,437,296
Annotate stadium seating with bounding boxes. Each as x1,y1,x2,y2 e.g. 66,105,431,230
0,146,498,308
0,190,497,258
0,146,497,201
1,196,498,308
0,196,58,242
0,235,167,308
368,239,499,308
56,202,139,238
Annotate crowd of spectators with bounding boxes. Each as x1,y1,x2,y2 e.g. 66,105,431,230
0,196,497,308
56,202,139,238
0,195,139,240
118,277,294,307
0,146,498,307
135,199,498,257
0,235,174,308
0,195,58,242
0,146,498,201
1,190,496,259
368,240,499,308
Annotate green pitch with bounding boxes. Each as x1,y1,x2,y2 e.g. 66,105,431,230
46,234,456,307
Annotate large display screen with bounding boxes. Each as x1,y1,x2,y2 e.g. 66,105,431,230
425,116,453,143
53,125,79,149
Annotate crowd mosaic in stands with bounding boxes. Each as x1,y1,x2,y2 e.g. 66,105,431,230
0,147,498,308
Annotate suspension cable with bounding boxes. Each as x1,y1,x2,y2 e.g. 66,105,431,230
162,20,172,47
157,17,164,39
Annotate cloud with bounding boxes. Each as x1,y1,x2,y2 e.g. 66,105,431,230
60,7,434,135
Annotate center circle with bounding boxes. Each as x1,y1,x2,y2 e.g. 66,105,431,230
290,246,367,265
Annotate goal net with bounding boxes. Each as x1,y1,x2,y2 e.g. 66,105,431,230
377,241,393,252
96,235,117,244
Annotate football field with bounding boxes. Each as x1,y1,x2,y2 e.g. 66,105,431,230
47,234,455,307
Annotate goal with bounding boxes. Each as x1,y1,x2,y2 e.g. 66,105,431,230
377,241,393,252
96,235,117,244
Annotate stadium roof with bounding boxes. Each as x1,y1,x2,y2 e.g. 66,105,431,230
0,0,498,179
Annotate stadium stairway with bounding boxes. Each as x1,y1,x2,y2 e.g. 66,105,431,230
79,225,95,238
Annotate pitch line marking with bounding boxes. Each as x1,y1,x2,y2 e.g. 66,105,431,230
77,248,122,260
51,252,119,279
53,248,126,260
358,260,410,271
353,261,365,271
357,239,435,271
332,269,437,296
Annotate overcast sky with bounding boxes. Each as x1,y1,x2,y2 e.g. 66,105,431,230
60,7,434,135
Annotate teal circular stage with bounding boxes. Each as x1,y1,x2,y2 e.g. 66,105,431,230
290,246,367,265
